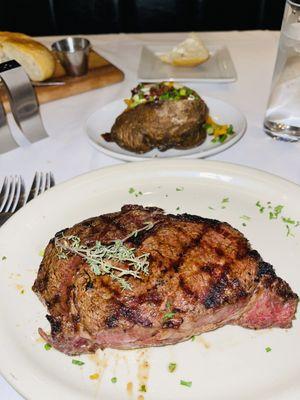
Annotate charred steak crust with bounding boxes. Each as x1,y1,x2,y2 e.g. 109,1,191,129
33,205,298,355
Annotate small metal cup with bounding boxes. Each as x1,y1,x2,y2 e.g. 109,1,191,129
52,37,91,77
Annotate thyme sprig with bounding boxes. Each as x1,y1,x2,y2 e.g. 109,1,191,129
55,222,155,290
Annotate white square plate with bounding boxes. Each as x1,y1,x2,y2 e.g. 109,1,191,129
138,44,237,83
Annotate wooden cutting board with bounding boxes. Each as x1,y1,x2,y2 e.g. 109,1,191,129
0,50,124,112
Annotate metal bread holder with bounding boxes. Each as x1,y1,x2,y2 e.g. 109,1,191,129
51,37,91,77
0,60,48,154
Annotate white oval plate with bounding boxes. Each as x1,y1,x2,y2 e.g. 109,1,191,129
0,160,299,400
85,96,247,161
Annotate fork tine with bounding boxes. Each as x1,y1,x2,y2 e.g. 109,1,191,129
49,172,55,188
8,175,21,213
3,176,17,212
0,177,9,212
12,176,26,213
45,172,55,191
38,172,46,196
27,172,40,203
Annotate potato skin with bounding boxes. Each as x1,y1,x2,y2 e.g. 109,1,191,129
110,98,208,153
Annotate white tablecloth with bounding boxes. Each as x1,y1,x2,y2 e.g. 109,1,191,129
0,30,299,399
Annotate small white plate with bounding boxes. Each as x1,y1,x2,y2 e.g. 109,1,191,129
0,160,299,400
85,96,247,162
138,44,237,82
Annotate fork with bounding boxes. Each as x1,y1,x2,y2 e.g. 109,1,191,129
0,172,55,226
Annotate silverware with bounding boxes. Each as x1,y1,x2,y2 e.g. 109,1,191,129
27,171,55,202
52,37,90,77
0,172,55,227
32,81,66,87
0,175,25,226
0,101,19,154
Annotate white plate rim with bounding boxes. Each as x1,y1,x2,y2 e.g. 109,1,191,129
0,159,300,400
85,96,247,162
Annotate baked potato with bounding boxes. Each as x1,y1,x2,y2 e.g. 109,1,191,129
104,82,208,153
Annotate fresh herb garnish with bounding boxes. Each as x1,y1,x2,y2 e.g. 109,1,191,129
240,215,251,221
1,256,7,261
265,347,272,353
39,249,45,257
139,384,147,392
176,206,180,211
286,225,295,237
222,197,229,204
72,359,85,366
44,343,52,351
176,187,184,191
111,377,117,383
163,301,176,321
128,187,143,197
269,205,283,220
163,311,176,321
256,201,265,214
208,206,214,210
168,363,177,373
55,222,154,291
256,201,299,237
191,335,196,341
180,380,192,388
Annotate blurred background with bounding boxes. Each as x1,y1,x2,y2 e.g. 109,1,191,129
2,0,286,36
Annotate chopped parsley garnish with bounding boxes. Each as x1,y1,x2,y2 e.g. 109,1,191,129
222,197,229,203
72,359,85,366
163,311,176,321
139,384,147,392
44,343,52,351
191,335,196,341
269,205,283,220
168,363,177,373
111,377,117,383
265,347,272,353
286,225,295,237
180,380,192,388
240,215,251,221
163,301,176,321
176,206,180,211
20,289,25,294
1,256,7,261
242,223,247,227
176,187,184,191
255,201,299,238
128,187,143,197
256,201,265,214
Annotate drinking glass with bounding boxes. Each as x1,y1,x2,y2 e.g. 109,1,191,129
264,0,300,141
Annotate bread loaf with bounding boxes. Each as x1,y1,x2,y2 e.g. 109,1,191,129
0,32,55,81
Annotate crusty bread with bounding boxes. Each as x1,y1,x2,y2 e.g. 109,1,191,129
159,33,209,67
0,32,55,81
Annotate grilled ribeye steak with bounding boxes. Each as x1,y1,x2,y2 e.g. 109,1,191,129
33,205,298,355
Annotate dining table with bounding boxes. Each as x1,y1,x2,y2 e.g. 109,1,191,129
0,29,299,399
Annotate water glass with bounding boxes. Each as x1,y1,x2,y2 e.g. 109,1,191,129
264,0,300,141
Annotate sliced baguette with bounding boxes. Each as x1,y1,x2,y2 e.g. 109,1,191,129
159,33,209,67
0,32,55,81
